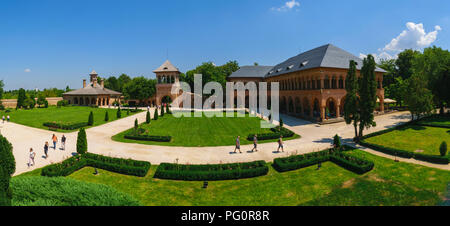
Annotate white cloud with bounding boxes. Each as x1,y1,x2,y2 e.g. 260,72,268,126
24,69,31,73
360,22,441,62
383,22,441,51
271,0,300,12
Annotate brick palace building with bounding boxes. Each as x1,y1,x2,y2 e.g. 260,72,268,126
227,44,386,122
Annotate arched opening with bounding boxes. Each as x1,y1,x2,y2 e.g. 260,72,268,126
80,97,84,105
339,76,344,89
332,76,337,89
324,76,330,89
91,98,96,105
74,97,79,105
339,96,346,117
288,97,294,113
102,98,106,106
85,97,89,106
280,96,287,113
302,97,310,116
313,98,320,118
326,98,338,118
295,97,301,115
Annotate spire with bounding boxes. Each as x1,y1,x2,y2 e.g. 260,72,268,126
153,60,180,73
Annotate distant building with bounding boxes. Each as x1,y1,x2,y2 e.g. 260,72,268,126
63,70,122,106
227,44,386,122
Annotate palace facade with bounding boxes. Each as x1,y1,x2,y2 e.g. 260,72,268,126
227,44,386,122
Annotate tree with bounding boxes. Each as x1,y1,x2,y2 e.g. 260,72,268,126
44,100,49,108
37,93,46,107
279,118,284,129
396,49,420,80
117,106,122,118
117,74,132,93
65,85,71,92
23,97,35,109
16,88,26,109
154,108,158,120
166,103,170,114
146,110,150,124
358,55,378,137
344,60,360,139
388,77,407,107
161,105,165,117
404,74,434,120
412,46,450,114
88,111,94,126
104,111,109,122
0,135,15,206
333,134,341,149
105,76,120,92
123,77,156,104
134,119,138,133
76,128,87,155
440,141,447,157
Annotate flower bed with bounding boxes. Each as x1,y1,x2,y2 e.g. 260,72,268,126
41,153,151,177
154,161,269,181
273,146,374,174
124,133,171,142
247,127,296,141
43,121,89,130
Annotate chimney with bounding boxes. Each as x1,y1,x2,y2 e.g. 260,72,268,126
83,79,87,88
93,79,97,87
101,79,104,88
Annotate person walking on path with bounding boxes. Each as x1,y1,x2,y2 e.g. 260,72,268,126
251,134,258,152
52,134,58,149
61,135,66,150
7,115,10,122
2,116,4,123
277,135,284,152
234,136,242,153
28,148,35,167
44,142,49,159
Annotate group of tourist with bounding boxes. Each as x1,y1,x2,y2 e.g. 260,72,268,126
28,133,66,167
233,135,284,153
2,115,10,123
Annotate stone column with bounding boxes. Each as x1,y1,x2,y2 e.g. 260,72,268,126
320,106,325,122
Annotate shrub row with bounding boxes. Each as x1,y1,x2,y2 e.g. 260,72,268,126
154,161,269,181
359,140,414,158
247,127,295,141
124,133,171,142
273,147,375,174
41,153,151,177
415,122,450,129
43,122,88,130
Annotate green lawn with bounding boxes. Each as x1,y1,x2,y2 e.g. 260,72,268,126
364,125,450,156
1,106,140,132
65,149,450,206
418,116,450,127
112,112,300,147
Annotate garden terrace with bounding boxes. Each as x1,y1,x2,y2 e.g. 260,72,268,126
3,106,141,132
154,161,269,181
112,112,300,147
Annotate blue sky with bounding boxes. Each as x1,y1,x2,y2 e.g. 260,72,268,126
0,0,449,90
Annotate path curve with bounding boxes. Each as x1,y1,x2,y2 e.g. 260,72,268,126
4,109,448,176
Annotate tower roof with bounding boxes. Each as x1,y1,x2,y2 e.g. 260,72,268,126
90,70,98,75
153,60,180,73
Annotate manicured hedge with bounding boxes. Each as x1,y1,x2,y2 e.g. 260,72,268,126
273,147,374,174
43,122,88,130
412,153,449,164
359,140,414,159
247,127,296,141
124,133,171,142
330,153,374,174
41,153,151,177
154,161,268,181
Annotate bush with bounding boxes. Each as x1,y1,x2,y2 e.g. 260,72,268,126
41,153,151,177
117,106,122,119
57,100,69,108
76,128,87,155
161,106,165,117
247,127,295,141
166,104,171,114
104,111,109,122
154,161,268,181
134,119,138,132
0,135,15,206
440,141,447,157
127,108,130,116
273,147,374,174
88,111,94,126
124,133,171,142
44,100,49,108
359,140,414,158
11,176,140,206
154,108,158,120
43,122,88,130
333,134,341,148
146,111,151,124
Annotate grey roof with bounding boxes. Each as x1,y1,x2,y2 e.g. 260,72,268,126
153,60,180,73
266,44,386,78
63,83,121,96
228,66,274,78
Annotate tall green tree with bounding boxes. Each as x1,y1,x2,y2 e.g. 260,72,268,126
76,128,87,155
344,60,360,139
396,49,420,80
358,55,378,137
88,111,94,126
16,88,26,109
404,74,434,120
146,110,151,124
412,46,450,114
154,108,158,120
117,74,132,93
0,135,15,206
123,77,156,104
